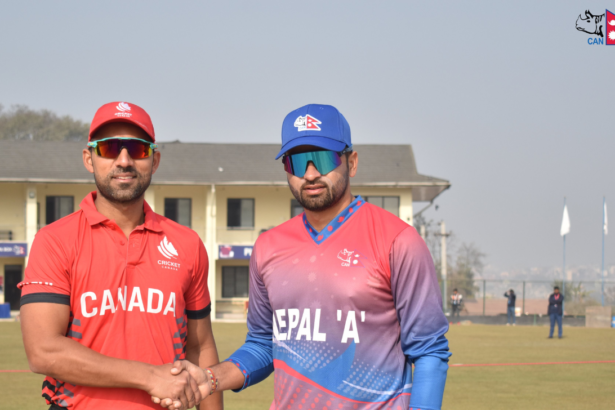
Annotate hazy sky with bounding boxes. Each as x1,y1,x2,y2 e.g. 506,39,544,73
1,1,613,270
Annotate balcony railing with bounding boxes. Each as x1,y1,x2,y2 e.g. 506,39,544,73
0,225,26,241
215,226,277,245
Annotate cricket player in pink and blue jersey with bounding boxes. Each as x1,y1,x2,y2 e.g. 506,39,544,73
153,104,450,410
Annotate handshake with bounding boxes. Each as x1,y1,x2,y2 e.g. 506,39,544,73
147,360,215,410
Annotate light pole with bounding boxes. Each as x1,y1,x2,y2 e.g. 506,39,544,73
437,221,450,313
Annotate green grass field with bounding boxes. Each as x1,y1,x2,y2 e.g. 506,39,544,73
2,322,614,409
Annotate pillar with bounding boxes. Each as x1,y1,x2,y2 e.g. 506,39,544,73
399,189,413,225
25,185,37,272
145,187,156,213
205,185,217,320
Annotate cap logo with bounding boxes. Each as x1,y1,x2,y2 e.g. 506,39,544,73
294,114,321,132
116,102,131,112
115,102,132,118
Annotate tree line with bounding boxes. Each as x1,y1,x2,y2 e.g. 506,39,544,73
414,214,485,302
0,104,88,141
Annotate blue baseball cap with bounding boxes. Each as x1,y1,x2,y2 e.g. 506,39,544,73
275,104,352,159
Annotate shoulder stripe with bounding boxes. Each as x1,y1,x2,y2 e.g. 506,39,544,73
186,304,211,320
20,293,70,307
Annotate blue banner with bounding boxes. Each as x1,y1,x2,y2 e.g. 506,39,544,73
0,242,28,257
219,245,253,260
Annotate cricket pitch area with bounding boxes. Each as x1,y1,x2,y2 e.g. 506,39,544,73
2,322,614,410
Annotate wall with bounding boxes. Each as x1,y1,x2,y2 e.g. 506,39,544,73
0,183,26,240
214,185,414,244
215,185,296,245
0,181,415,316
35,183,97,228
352,187,413,225
215,259,250,301
149,185,209,242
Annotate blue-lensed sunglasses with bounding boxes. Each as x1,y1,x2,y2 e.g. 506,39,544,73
87,137,157,159
282,147,352,178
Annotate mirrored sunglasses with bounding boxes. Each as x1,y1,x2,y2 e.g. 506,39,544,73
87,137,157,159
282,148,351,178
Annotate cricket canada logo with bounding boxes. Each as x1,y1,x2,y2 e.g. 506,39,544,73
575,9,615,45
116,102,131,112
158,236,178,259
294,114,322,131
115,102,133,118
158,236,181,270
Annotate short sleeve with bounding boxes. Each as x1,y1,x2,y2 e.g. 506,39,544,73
19,229,71,306
184,239,211,319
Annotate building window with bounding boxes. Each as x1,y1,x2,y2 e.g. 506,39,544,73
46,196,74,224
164,198,192,228
227,198,254,229
222,266,249,298
291,199,303,218
365,196,400,217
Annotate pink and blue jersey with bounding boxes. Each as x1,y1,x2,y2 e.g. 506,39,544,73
228,196,450,410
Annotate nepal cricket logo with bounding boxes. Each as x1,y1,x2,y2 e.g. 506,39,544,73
337,249,368,267
13,245,26,256
219,246,234,259
575,9,615,45
294,114,321,131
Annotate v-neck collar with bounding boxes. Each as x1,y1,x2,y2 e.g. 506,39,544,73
302,195,365,245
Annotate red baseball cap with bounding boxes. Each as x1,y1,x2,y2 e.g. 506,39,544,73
89,101,155,142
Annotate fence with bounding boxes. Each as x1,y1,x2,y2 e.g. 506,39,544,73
443,278,615,317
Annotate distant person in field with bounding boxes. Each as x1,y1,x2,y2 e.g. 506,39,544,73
153,104,451,410
19,102,221,410
548,286,564,339
451,288,463,323
504,289,516,326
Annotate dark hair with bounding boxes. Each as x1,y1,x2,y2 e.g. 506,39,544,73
554,286,560,290
510,289,515,293
453,288,458,292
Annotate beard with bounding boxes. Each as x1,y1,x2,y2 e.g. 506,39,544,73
94,165,151,205
289,168,349,212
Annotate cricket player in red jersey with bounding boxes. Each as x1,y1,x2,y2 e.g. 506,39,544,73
154,104,450,410
19,102,222,410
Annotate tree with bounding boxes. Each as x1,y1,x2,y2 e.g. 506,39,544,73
551,280,598,316
450,243,483,299
414,215,484,300
0,104,88,141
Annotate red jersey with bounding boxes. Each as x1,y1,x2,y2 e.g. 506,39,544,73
19,192,211,409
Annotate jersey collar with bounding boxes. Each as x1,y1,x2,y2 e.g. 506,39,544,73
80,191,163,232
302,195,365,245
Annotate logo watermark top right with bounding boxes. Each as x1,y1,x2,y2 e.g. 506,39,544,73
576,9,615,45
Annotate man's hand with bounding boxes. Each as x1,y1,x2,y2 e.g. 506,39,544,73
146,363,203,410
151,361,210,409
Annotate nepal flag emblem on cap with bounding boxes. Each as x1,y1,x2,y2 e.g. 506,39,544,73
294,114,321,131
607,10,615,44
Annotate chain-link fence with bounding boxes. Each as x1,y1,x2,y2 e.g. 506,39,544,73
441,278,615,317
